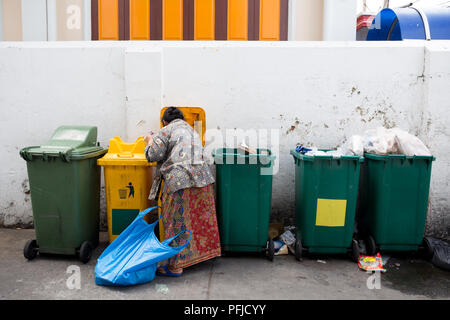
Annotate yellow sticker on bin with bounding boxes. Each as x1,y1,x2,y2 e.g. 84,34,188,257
315,198,347,227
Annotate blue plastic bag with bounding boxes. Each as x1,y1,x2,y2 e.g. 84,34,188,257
295,144,312,154
94,206,191,286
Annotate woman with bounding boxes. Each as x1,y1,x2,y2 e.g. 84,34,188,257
144,107,221,277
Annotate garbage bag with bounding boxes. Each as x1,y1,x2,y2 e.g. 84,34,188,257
427,237,450,271
345,135,364,156
362,127,398,155
94,206,191,286
361,127,431,156
391,128,431,156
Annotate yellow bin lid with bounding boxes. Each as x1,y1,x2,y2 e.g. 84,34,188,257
97,136,155,166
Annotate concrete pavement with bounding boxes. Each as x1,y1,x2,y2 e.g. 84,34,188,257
0,228,448,300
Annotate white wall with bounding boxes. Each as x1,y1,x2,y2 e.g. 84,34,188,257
421,42,450,237
0,41,448,238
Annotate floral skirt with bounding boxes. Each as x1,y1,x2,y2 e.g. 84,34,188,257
161,184,221,269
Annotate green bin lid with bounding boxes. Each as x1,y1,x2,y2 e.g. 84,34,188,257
20,126,106,162
211,148,276,167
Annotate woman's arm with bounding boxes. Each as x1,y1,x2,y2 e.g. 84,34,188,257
144,131,169,163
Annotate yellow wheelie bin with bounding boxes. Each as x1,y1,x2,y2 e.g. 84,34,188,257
97,136,156,243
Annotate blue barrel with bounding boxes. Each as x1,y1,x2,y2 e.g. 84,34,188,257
367,7,450,40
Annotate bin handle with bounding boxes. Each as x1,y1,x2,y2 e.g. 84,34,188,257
19,146,39,162
388,154,407,160
117,153,134,158
19,146,74,162
60,148,74,162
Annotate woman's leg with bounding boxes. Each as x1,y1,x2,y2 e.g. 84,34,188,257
158,265,183,274
156,264,183,276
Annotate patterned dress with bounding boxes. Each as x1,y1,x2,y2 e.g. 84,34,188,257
161,184,221,269
145,119,221,269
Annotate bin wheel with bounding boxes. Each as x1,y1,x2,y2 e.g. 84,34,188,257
78,241,93,264
422,237,435,261
266,238,274,262
351,239,362,263
24,239,39,260
295,238,303,261
365,234,377,256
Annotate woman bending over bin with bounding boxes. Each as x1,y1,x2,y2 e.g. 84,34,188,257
144,107,221,277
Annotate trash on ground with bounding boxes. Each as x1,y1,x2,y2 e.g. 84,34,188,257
358,253,386,272
270,228,296,255
284,225,296,233
155,284,169,295
381,255,390,266
274,240,284,251
279,230,296,247
427,237,450,271
317,260,327,264
269,222,284,240
274,240,289,255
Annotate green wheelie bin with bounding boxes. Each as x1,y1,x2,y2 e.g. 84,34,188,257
356,153,435,255
20,126,107,263
212,148,276,260
290,149,364,262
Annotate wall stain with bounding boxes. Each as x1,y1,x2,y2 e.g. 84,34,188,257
22,180,30,195
352,100,397,129
350,87,361,96
285,120,312,136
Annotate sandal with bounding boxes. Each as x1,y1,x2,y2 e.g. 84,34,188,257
156,265,183,277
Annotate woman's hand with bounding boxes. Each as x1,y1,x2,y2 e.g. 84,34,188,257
144,134,154,146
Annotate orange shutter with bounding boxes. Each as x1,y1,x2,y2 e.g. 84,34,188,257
163,0,183,40
227,0,248,40
259,0,280,40
129,0,150,40
194,0,215,40
98,0,119,40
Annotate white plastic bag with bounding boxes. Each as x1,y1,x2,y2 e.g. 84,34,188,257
361,127,430,156
345,135,364,156
301,127,430,158
390,128,431,156
305,147,328,156
362,127,398,155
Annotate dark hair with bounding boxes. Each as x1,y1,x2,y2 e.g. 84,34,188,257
162,107,185,124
